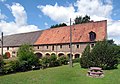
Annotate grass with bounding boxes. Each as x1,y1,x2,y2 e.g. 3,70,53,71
0,63,120,84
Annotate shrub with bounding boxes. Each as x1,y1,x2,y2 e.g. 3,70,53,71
2,61,13,74
0,57,4,75
3,54,8,59
72,58,80,63
49,54,57,67
17,44,39,71
41,56,50,68
58,56,68,65
10,60,20,72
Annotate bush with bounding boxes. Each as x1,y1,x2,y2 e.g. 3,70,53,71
3,54,8,59
10,60,20,72
72,58,80,63
49,54,58,67
58,56,68,65
41,56,50,68
17,44,39,71
2,61,13,74
80,40,120,69
0,57,4,75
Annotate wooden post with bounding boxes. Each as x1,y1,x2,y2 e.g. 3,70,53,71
1,32,3,59
69,18,73,67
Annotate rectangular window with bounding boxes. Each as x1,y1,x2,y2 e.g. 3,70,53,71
47,46,48,49
60,45,62,48
91,44,94,48
7,47,9,50
37,46,39,49
69,45,70,48
76,44,79,48
52,46,54,51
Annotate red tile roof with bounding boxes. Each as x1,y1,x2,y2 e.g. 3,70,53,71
35,20,107,45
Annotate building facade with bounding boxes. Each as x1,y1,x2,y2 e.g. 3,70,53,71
0,20,107,59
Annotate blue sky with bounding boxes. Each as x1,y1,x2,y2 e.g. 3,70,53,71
0,0,120,44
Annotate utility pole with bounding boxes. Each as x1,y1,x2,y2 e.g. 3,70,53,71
69,18,73,67
1,32,3,59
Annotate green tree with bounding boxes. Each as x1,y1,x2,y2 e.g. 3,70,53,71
74,15,90,24
50,23,67,28
80,44,91,68
17,44,39,71
80,40,120,69
91,41,119,69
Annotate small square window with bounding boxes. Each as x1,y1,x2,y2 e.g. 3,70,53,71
91,44,94,48
47,46,48,49
37,46,39,49
69,45,70,48
76,44,79,48
7,47,9,50
60,45,62,48
52,46,54,51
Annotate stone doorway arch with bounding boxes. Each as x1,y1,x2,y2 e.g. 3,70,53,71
5,52,11,58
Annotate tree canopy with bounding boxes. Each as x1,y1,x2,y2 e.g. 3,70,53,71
80,40,120,70
50,23,67,28
74,15,90,24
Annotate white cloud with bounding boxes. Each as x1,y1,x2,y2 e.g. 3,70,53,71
75,0,112,18
0,3,39,35
7,3,27,26
38,0,113,22
37,3,76,23
107,20,120,44
38,0,120,44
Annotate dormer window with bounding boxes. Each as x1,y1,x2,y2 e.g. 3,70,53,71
89,31,96,41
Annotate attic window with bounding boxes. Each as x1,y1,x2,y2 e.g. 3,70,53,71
89,31,96,41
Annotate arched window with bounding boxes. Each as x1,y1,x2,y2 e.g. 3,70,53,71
67,53,73,59
51,53,56,56
35,53,43,59
75,54,80,58
89,31,96,41
45,53,50,57
58,53,64,57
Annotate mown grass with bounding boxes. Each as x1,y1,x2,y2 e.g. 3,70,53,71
0,63,120,84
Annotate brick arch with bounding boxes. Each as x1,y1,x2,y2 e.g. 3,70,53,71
45,53,50,57
35,52,43,59
67,53,73,59
74,54,80,58
51,53,56,56
5,52,11,58
58,53,65,57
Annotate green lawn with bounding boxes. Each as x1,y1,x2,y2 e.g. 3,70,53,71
0,63,120,84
